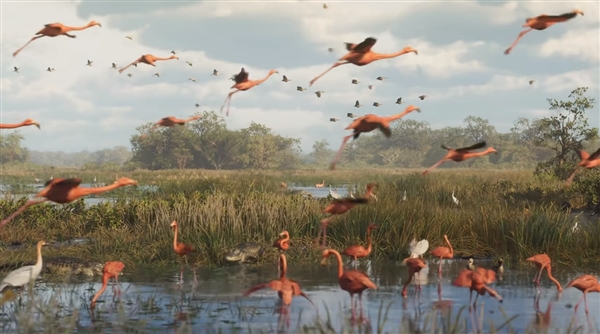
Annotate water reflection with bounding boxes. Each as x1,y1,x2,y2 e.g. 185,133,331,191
0,260,598,332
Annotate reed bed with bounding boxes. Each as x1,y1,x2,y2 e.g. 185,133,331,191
0,169,598,269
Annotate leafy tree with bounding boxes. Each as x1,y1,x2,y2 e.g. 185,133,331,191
532,87,599,176
309,139,332,165
0,132,29,164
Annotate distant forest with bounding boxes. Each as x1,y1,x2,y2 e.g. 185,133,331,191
1,87,598,172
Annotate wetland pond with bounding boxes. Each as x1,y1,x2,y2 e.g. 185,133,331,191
1,259,598,333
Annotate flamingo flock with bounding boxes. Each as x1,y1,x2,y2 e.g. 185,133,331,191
1,4,599,327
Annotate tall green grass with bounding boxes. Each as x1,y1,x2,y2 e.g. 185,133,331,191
0,169,598,268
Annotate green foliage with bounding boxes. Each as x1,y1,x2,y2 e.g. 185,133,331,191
533,87,599,178
128,111,300,170
0,132,29,164
1,169,598,269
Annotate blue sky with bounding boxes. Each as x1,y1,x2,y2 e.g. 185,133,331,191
1,0,598,153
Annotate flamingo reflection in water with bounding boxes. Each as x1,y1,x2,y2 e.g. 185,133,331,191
243,254,313,328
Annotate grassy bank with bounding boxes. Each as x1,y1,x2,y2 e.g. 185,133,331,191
0,169,599,269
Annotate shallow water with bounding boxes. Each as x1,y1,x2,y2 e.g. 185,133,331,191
0,184,343,207
1,259,598,333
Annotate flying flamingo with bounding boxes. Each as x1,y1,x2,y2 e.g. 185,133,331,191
526,254,563,293
565,147,600,187
330,105,421,169
0,119,40,130
118,54,179,74
220,68,279,117
430,235,454,277
401,258,427,299
319,184,375,248
243,254,313,307
566,275,600,314
90,261,125,310
152,116,202,129
320,249,377,323
342,223,378,266
12,20,102,57
170,221,196,285
422,141,497,176
504,10,584,55
453,269,503,306
309,37,418,86
0,177,138,228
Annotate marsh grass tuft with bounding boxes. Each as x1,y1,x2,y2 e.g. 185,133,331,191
0,169,598,269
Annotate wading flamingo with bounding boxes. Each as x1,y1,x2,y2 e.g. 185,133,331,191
504,10,584,55
430,235,454,277
526,254,562,293
273,231,290,253
453,269,503,306
330,105,421,169
319,184,375,248
0,177,138,228
90,261,125,310
342,223,378,265
422,141,497,176
243,254,313,307
565,147,600,187
170,221,197,284
0,119,40,130
13,20,102,57
220,68,279,117
118,54,179,74
309,37,417,86
315,180,325,188
566,274,600,314
321,249,377,323
401,258,427,299
152,116,202,129
0,241,46,292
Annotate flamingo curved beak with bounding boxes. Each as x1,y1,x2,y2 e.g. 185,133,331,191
33,122,40,129
320,257,328,266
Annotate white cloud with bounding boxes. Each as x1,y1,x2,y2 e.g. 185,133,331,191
539,29,599,64
1,1,598,154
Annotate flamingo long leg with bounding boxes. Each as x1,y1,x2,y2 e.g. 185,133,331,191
0,199,48,228
574,293,585,313
565,169,579,187
309,61,349,87
118,61,139,74
220,90,240,117
13,35,45,57
330,134,355,170
504,28,533,55
423,159,447,176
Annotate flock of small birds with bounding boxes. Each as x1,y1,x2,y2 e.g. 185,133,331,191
1,4,599,325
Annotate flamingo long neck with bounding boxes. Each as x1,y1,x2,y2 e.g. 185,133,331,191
546,266,563,292
91,274,110,303
279,254,288,279
365,229,373,254
76,182,126,197
373,50,412,61
464,150,494,159
445,237,453,255
70,23,95,31
184,117,199,123
0,121,27,129
172,225,179,250
283,234,290,244
155,56,176,61
328,250,345,279
253,72,276,85
384,110,411,122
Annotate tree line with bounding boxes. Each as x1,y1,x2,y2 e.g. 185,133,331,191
1,87,597,175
